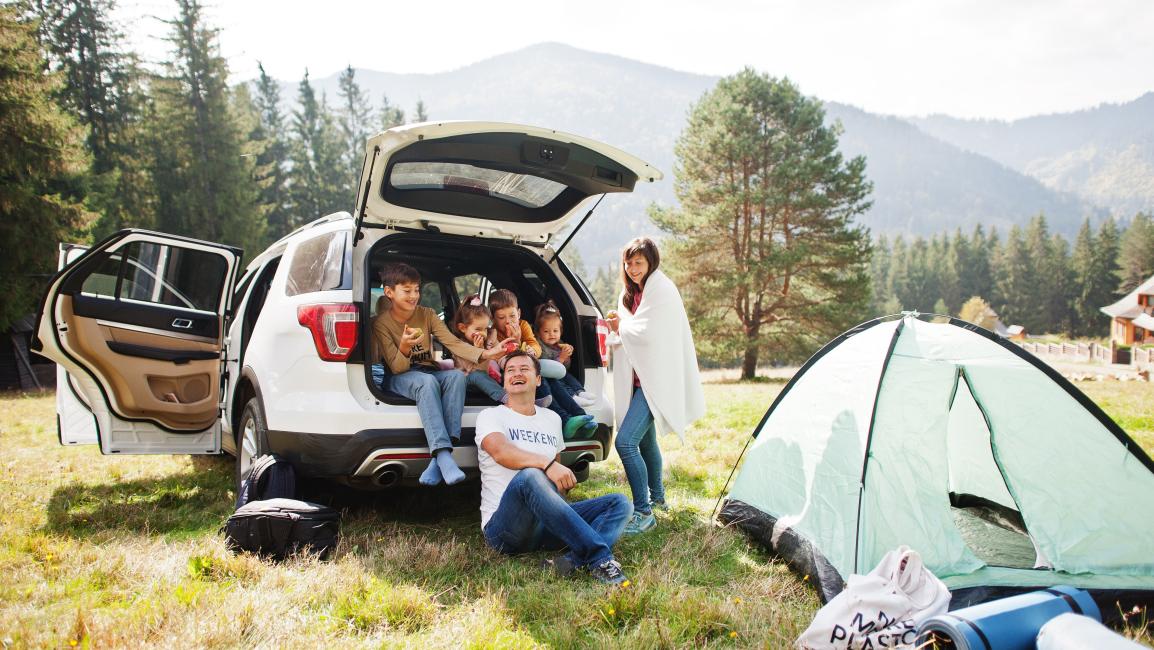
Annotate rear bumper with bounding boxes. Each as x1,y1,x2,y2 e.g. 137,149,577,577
267,423,612,487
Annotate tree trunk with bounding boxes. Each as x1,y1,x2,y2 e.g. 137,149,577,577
741,339,759,380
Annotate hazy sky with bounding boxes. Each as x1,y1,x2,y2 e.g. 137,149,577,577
116,0,1154,121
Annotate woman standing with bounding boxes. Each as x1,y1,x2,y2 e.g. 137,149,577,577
607,237,705,534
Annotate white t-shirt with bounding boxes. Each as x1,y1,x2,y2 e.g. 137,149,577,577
474,404,564,528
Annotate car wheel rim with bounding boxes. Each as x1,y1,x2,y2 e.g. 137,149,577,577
239,416,258,477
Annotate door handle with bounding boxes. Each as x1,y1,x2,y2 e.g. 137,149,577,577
172,318,193,329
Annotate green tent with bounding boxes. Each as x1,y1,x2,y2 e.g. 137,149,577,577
720,314,1154,612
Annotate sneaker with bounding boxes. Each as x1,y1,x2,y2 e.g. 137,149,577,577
650,499,669,512
577,391,597,402
623,510,656,535
541,554,576,577
589,558,628,585
535,395,552,408
563,414,595,440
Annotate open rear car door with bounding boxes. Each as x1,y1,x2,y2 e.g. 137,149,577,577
34,230,240,454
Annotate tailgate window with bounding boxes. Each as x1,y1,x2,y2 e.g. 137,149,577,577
390,162,566,208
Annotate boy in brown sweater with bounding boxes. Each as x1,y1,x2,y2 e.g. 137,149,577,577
373,262,513,485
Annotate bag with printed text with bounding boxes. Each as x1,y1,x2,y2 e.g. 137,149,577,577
796,545,951,649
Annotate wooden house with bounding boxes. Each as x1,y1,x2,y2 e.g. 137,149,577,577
1102,274,1154,346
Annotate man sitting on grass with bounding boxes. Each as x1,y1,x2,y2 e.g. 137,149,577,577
476,350,633,584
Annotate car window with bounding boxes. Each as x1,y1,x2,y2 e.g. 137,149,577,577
79,253,123,299
389,162,567,208
453,273,492,302
420,281,444,313
285,231,348,297
114,241,227,312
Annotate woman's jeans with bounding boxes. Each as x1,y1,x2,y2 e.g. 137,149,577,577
483,468,632,568
614,386,663,514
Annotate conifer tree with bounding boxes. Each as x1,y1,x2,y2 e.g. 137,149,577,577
1117,212,1154,293
32,0,155,236
653,69,872,376
378,93,404,129
250,62,291,239
288,70,347,223
994,225,1036,331
0,7,92,329
337,65,372,188
148,0,263,254
1070,219,1113,337
414,98,428,122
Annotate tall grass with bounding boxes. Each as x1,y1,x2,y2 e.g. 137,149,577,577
1,381,1151,647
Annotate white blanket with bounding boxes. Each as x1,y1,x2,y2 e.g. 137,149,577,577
609,269,705,441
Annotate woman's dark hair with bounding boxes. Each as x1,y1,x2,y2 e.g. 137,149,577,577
451,293,491,342
487,288,519,315
621,237,660,312
534,299,563,331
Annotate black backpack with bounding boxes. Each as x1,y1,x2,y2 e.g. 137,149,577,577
236,453,297,508
224,498,341,560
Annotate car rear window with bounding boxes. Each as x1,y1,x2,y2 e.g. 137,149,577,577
389,162,566,208
285,231,348,296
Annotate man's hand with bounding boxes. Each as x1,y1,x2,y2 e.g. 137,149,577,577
482,337,517,360
546,461,576,492
399,326,422,356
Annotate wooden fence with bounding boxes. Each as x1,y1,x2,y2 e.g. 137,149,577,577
1016,339,1152,372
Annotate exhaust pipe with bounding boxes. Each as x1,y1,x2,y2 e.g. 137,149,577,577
372,462,406,487
570,453,596,475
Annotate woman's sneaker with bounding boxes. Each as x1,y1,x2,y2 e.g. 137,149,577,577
623,510,656,534
589,558,628,585
650,499,669,512
573,392,596,407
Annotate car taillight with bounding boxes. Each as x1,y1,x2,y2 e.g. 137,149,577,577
596,318,609,367
297,303,359,361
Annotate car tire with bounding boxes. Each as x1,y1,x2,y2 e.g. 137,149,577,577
234,397,269,501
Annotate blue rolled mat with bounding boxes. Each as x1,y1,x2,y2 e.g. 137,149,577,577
915,586,1099,650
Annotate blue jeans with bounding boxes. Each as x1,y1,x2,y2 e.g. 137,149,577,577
483,469,633,568
466,369,506,403
384,367,466,454
543,378,586,419
558,373,584,395
615,386,663,514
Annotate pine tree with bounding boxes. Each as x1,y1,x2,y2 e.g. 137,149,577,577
414,98,428,122
869,235,893,315
32,0,155,236
288,70,347,224
148,0,263,254
250,62,291,239
0,7,92,329
378,93,404,130
1118,212,1154,293
1070,218,1119,337
994,225,1036,330
652,69,872,377
336,65,372,190
1096,217,1122,303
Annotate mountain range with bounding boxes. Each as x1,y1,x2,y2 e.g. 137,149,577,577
282,43,1153,270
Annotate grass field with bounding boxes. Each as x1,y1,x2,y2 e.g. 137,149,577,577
1,380,1151,648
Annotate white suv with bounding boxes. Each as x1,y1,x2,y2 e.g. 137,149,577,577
35,121,662,490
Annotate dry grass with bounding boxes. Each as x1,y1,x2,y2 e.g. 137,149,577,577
1,379,1152,648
